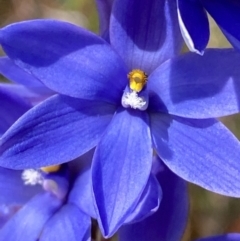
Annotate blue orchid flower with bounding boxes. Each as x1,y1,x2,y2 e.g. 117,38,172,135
0,152,188,240
0,84,161,240
0,79,164,238
0,164,91,241
177,0,240,54
0,89,168,240
0,86,91,240
1,0,240,236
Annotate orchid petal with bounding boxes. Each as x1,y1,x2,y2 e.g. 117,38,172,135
123,174,161,224
40,204,90,241
222,29,240,52
68,158,96,219
0,167,41,204
0,19,127,103
0,205,20,229
0,86,30,134
149,49,240,118
95,0,114,39
177,0,209,54
151,113,240,197
119,163,188,241
0,193,62,241
110,0,182,73
0,83,53,105
0,95,115,169
92,108,152,237
0,57,46,88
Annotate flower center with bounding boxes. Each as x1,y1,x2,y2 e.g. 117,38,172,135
122,91,147,109
121,69,149,111
21,165,69,200
128,69,148,92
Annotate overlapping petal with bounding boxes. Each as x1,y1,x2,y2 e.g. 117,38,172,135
201,0,240,51
118,164,188,241
0,205,20,229
0,86,30,134
151,113,240,197
92,108,152,237
148,49,240,118
177,0,209,54
0,83,53,105
0,193,62,241
222,29,240,52
0,95,115,169
95,0,114,39
0,57,54,104
0,19,128,103
0,57,46,88
195,233,240,241
68,160,96,218
40,204,90,241
110,0,182,73
123,174,161,224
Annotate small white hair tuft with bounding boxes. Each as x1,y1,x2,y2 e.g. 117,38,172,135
122,91,147,110
21,169,43,186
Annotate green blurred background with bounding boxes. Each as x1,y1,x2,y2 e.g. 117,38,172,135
0,1,240,240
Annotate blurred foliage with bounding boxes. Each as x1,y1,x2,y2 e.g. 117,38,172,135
0,0,98,31
0,2,240,241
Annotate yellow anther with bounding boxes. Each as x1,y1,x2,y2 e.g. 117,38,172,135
41,165,61,173
128,69,148,92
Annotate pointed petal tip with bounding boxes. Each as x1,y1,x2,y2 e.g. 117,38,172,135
196,49,204,56
92,109,152,238
178,10,206,55
177,0,209,55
